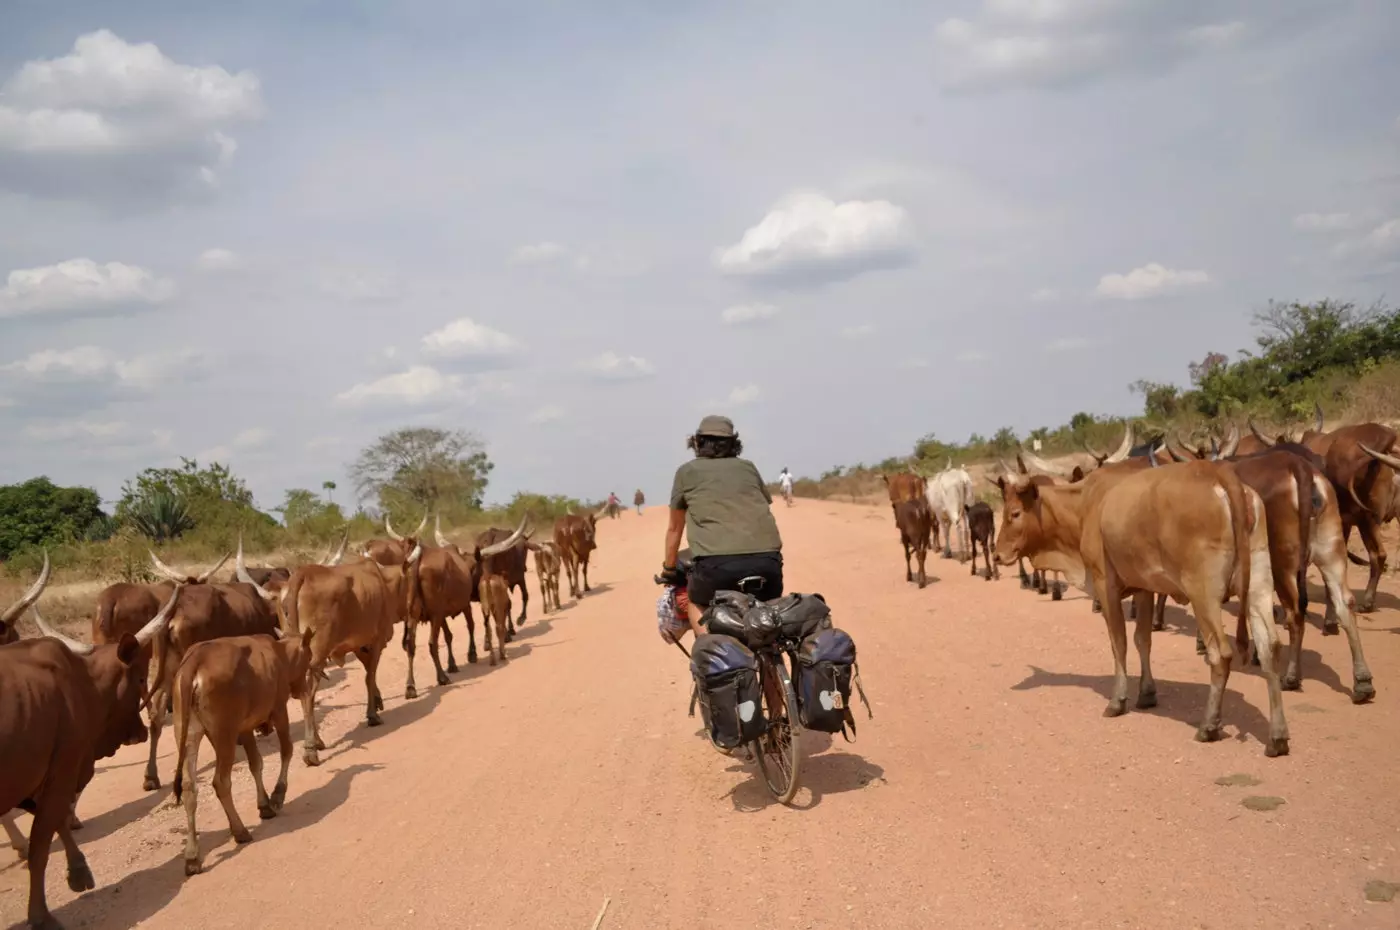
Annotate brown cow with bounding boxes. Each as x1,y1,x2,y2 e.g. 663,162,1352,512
528,540,563,614
283,540,425,765
141,551,280,792
362,510,429,564
881,470,927,515
473,522,531,628
426,515,530,664
964,501,998,581
553,509,601,600
478,574,513,665
892,497,932,588
1,562,178,929
171,626,315,876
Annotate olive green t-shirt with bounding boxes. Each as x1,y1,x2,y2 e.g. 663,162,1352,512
669,457,783,558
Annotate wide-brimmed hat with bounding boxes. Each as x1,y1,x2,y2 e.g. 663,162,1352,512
695,414,735,437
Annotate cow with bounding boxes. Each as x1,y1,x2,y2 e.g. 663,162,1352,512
554,508,602,600
965,501,998,581
925,461,976,561
283,540,425,766
141,551,280,792
996,459,1292,757
171,626,315,876
473,521,531,628
634,489,645,515
882,470,926,510
528,540,563,614
363,510,429,564
892,497,932,588
427,516,531,665
1,559,178,929
478,574,513,664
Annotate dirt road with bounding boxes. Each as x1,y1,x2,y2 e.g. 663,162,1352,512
5,502,1400,929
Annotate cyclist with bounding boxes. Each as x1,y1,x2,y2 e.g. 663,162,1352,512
660,415,783,637
777,466,794,506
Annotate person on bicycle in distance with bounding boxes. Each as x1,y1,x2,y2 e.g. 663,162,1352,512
660,415,783,637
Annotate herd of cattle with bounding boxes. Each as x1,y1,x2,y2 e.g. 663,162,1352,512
0,506,610,929
885,406,1396,763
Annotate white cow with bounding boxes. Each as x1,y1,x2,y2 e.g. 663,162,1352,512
925,460,976,561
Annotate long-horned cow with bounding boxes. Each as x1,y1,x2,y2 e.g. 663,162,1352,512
474,522,532,629
1,557,178,929
553,507,603,600
433,516,530,667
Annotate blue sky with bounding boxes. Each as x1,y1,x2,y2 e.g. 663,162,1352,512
2,1,1398,511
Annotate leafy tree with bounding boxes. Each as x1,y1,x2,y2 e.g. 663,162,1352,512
127,490,196,543
321,480,337,503
276,488,346,538
0,477,110,560
349,427,494,517
116,458,254,525
1130,380,1182,421
989,427,1019,456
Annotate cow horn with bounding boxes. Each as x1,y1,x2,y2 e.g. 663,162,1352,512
1104,423,1134,464
406,541,423,565
1175,430,1202,458
235,536,275,601
149,551,189,583
1314,402,1325,434
1019,448,1072,479
1247,417,1276,447
31,603,96,656
479,516,528,557
1163,436,1192,463
1219,422,1241,458
321,530,348,566
1360,443,1400,471
413,511,429,536
565,506,575,516
1,550,51,626
195,552,230,584
1148,441,1162,467
384,513,404,541
1081,440,1107,462
134,583,183,647
1208,436,1221,461
434,514,451,548
997,459,1018,478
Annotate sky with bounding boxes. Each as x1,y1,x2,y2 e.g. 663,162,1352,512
2,0,1398,514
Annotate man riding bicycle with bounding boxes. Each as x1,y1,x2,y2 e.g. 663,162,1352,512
778,466,794,506
660,415,784,637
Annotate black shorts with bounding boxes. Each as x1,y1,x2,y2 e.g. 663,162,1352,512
688,551,784,607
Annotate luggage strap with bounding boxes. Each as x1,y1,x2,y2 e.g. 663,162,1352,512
839,661,873,743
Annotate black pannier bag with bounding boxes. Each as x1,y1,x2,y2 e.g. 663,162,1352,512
795,627,872,740
689,633,767,749
702,591,757,642
740,603,780,648
767,593,833,639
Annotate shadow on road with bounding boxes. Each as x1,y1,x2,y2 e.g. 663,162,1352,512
723,737,886,813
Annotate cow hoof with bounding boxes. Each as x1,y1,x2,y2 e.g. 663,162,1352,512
1322,624,1339,636
258,805,277,821
1103,701,1128,718
435,674,449,686
1282,677,1302,692
254,722,273,737
143,776,160,792
270,787,286,810
69,814,83,831
367,715,383,728
1356,597,1376,614
304,750,322,767
1135,692,1158,710
1152,620,1165,632
314,737,326,751
185,858,204,877
468,652,479,664
233,829,253,845
1019,576,1031,589
918,580,927,589
374,695,385,713
1194,726,1223,743
1265,738,1290,758
1051,585,1062,602
1091,601,1102,614
404,685,418,700
489,655,499,667
447,661,459,673
67,861,95,892
1249,653,1261,668
1353,680,1377,704
1195,642,1207,656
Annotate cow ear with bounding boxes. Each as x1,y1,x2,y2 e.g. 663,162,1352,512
116,633,142,666
1071,466,1085,482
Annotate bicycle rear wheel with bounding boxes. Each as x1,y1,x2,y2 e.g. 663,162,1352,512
752,653,803,804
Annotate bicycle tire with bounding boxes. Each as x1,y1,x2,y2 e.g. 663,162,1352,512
752,653,803,804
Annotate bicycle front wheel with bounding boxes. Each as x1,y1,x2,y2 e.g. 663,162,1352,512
752,653,803,804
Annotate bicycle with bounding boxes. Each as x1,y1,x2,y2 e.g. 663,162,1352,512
657,565,804,804
781,483,794,507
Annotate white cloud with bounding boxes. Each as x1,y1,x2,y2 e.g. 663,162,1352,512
956,349,988,363
1030,287,1059,302
198,426,272,463
0,259,174,319
528,404,566,424
715,190,913,285
1094,262,1211,300
1045,336,1089,353
315,266,399,302
581,352,656,381
1293,212,1356,232
1333,218,1400,259
196,247,241,271
420,317,521,361
841,323,875,339
511,241,568,265
1,345,202,390
727,384,760,407
0,30,263,201
23,418,127,443
720,302,781,326
335,365,466,407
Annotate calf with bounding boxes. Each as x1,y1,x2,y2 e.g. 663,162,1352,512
893,497,932,588
479,575,513,664
172,627,314,876
965,501,998,580
529,540,563,614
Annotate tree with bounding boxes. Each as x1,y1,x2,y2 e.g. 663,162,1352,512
116,458,254,525
276,488,346,537
0,477,110,560
349,427,494,516
989,427,1019,456
321,480,337,504
1130,380,1182,421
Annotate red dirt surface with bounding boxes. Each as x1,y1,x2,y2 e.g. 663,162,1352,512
5,502,1400,929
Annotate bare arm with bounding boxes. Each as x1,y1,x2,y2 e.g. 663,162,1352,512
663,507,686,567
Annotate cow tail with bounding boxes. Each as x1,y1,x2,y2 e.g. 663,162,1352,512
1294,461,1313,617
171,663,198,804
1226,476,1254,659
284,572,307,635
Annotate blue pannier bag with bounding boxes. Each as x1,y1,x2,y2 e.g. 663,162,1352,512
795,627,872,740
689,633,766,749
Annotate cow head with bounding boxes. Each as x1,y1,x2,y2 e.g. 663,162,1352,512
32,578,182,752
149,550,231,586
271,625,317,700
0,550,51,645
993,474,1043,568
